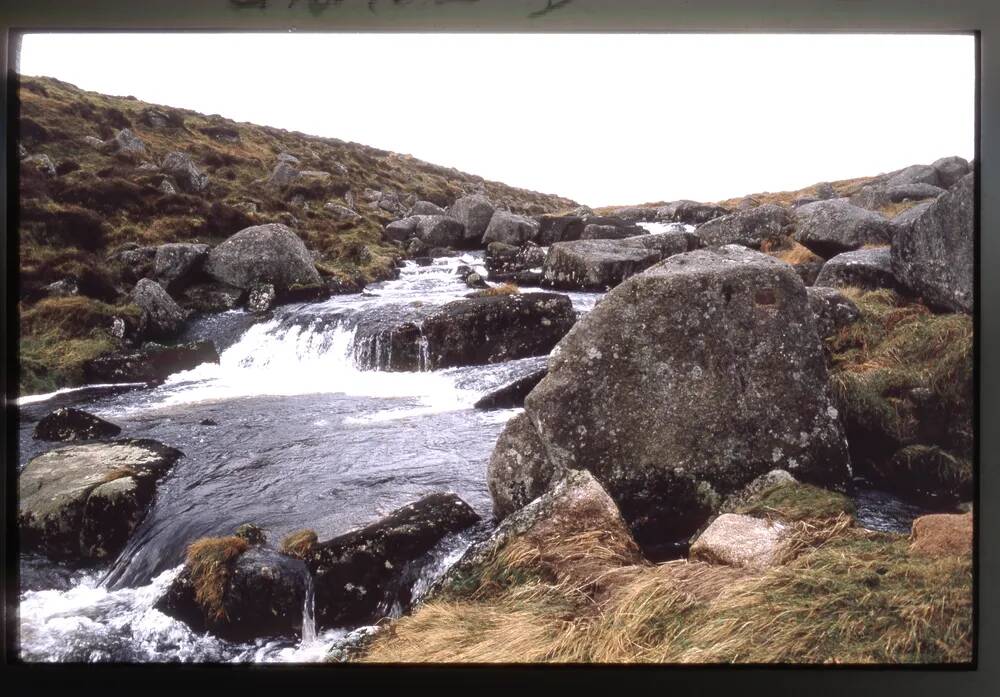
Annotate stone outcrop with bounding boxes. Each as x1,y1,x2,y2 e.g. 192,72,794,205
490,246,851,546
19,439,182,562
891,173,974,313
448,195,496,244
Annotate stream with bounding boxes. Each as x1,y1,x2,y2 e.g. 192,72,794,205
15,230,931,663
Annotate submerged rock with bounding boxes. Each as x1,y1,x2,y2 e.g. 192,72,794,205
813,247,898,291
492,246,851,547
33,408,122,442
891,173,974,313
19,439,182,562
204,223,322,293
83,340,220,384
307,493,480,628
689,513,790,571
793,199,894,257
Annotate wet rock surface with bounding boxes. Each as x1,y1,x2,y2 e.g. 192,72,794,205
83,340,220,384
19,438,182,562
33,407,122,442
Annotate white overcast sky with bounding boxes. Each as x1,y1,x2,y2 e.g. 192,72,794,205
18,33,974,206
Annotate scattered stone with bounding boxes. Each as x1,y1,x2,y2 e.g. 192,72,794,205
695,204,793,249
493,246,851,546
19,439,182,561
891,173,974,313
204,223,323,293
266,160,300,188
131,279,186,340
448,195,496,244
324,203,360,221
160,151,209,193
33,408,122,442
689,513,790,570
813,247,898,291
793,199,894,257
102,128,146,158
482,211,540,246
152,243,209,293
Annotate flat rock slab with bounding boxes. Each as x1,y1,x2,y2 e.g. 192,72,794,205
689,513,790,570
19,438,182,561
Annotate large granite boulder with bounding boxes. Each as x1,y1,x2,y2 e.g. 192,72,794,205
131,279,186,340
669,200,730,225
410,200,447,216
482,211,540,246
384,216,419,243
849,182,944,211
19,439,182,561
793,199,894,257
813,247,899,291
33,408,122,442
84,340,220,384
152,243,209,293
156,543,310,642
448,195,496,244
413,215,466,247
490,246,851,547
204,223,322,294
536,215,585,245
885,164,941,188
102,128,146,158
695,204,793,249
306,493,480,628
484,242,546,280
540,233,697,291
891,173,974,313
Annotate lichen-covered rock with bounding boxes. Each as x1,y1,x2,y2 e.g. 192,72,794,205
931,156,971,189
266,160,300,187
84,340,220,384
813,247,898,291
448,195,495,244
540,233,696,291
891,200,934,230
102,128,146,158
33,407,122,442
493,246,851,546
204,223,322,293
176,281,245,314
152,243,209,293
891,172,974,313
849,183,944,211
482,211,540,246
484,241,546,280
536,214,585,245
384,216,419,243
160,151,209,193
488,412,561,518
413,215,466,248
19,439,182,561
885,163,941,188
793,199,894,257
157,546,309,642
474,366,548,410
806,287,861,340
246,283,276,314
410,200,447,216
438,469,642,599
668,200,730,225
695,204,792,249
689,513,790,570
131,279,186,340
306,493,480,628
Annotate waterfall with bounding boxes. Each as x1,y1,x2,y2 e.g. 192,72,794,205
301,572,317,645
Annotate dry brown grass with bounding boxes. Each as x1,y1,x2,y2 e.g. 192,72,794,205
760,237,823,266
469,283,521,298
280,529,318,559
185,536,249,622
361,520,972,664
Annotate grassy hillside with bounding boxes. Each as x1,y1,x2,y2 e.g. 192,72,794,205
16,75,577,394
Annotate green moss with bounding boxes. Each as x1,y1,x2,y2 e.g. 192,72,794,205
736,482,855,522
876,445,973,501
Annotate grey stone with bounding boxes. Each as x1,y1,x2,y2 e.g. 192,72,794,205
695,204,792,249
793,199,894,257
160,151,209,192
482,211,540,246
814,247,898,291
131,279,186,339
204,223,322,293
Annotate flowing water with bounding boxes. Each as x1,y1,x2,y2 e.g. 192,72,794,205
15,232,934,663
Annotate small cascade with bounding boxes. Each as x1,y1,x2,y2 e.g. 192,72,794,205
417,330,431,372
301,573,317,645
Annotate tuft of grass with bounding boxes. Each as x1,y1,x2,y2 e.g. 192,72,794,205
360,526,971,664
735,482,855,522
827,289,972,447
469,283,521,298
760,237,823,266
185,536,249,622
280,529,318,559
